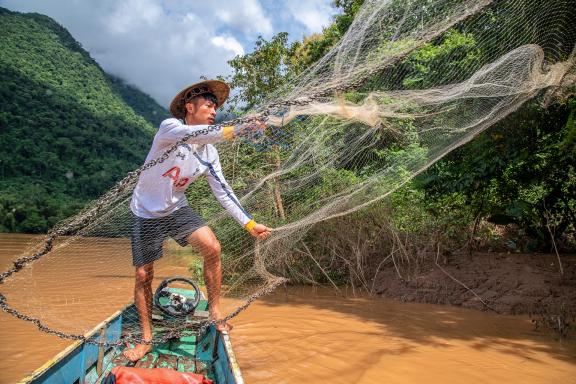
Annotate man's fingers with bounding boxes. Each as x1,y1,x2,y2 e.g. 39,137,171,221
256,232,268,240
251,224,271,240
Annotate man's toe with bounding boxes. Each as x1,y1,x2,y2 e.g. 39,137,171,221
216,322,233,332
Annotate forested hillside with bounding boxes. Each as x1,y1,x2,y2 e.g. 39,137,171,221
0,8,168,233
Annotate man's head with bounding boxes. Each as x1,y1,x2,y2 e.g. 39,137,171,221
184,92,218,125
169,80,230,122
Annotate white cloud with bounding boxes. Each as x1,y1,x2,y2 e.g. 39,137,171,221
215,0,273,37
89,5,241,106
0,0,336,107
211,36,245,56
106,0,163,34
284,0,333,33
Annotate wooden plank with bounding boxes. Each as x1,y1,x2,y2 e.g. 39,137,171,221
193,310,209,318
153,341,173,356
179,330,197,340
96,348,123,383
96,328,106,376
170,331,197,358
155,354,178,369
170,342,196,358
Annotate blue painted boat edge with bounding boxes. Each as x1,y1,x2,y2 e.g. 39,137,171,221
220,330,244,384
18,304,129,384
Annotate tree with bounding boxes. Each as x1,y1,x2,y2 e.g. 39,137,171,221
225,32,291,112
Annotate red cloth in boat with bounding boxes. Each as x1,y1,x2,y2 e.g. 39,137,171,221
104,366,213,384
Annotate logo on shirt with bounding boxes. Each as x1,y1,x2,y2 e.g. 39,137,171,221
175,144,192,160
162,166,189,187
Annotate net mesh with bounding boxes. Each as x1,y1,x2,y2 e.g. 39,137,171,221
1,0,575,344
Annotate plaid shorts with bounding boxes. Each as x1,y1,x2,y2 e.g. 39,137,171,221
131,206,206,267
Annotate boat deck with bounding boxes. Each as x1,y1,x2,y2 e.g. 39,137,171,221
110,328,211,375
91,299,220,382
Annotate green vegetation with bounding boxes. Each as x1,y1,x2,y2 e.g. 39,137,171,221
222,0,575,256
420,100,576,251
0,7,167,233
1,1,573,257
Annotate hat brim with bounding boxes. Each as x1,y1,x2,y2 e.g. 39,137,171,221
169,80,230,119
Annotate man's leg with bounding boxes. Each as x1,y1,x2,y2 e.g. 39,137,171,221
186,226,231,331
123,262,154,361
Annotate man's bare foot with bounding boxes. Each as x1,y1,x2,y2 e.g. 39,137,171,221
210,308,233,332
122,343,152,362
215,319,233,332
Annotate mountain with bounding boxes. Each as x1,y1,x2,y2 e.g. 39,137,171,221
108,74,170,127
0,7,168,233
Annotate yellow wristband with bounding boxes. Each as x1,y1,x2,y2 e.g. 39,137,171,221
244,219,256,232
223,126,235,140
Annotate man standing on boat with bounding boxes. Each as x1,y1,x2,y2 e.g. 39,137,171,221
125,80,271,362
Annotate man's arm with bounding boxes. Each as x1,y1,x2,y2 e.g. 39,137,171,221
156,118,235,146
156,118,266,146
201,148,270,239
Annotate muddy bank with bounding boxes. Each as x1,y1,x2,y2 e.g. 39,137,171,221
372,252,576,329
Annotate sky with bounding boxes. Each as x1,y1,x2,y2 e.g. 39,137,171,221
0,0,336,107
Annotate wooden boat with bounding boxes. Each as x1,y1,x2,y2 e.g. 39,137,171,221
19,281,244,384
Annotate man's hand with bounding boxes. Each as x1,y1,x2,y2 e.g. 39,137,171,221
235,118,267,137
249,223,271,240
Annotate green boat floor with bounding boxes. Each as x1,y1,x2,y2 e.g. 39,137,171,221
104,332,215,380
107,346,215,378
99,296,217,382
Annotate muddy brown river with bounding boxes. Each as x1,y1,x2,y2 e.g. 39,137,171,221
1,233,575,383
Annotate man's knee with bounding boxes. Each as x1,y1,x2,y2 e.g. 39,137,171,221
135,265,153,284
188,227,221,259
202,239,221,259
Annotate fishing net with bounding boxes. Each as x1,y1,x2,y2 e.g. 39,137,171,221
1,0,575,346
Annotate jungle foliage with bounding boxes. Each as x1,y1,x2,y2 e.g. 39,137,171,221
222,0,575,254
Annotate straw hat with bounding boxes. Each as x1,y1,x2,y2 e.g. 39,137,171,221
169,79,230,118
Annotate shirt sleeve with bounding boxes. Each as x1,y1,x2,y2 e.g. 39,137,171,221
156,118,235,146
199,148,253,227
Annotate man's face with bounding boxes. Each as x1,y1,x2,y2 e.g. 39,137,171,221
186,96,217,125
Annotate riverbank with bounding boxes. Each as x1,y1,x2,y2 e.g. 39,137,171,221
372,251,576,336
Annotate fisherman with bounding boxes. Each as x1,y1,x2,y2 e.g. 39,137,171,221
124,80,271,362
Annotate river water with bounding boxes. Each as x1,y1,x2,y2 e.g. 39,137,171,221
1,233,575,383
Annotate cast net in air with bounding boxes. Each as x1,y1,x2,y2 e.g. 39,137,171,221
1,0,575,346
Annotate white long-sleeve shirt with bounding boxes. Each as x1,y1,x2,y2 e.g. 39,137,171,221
130,118,253,227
